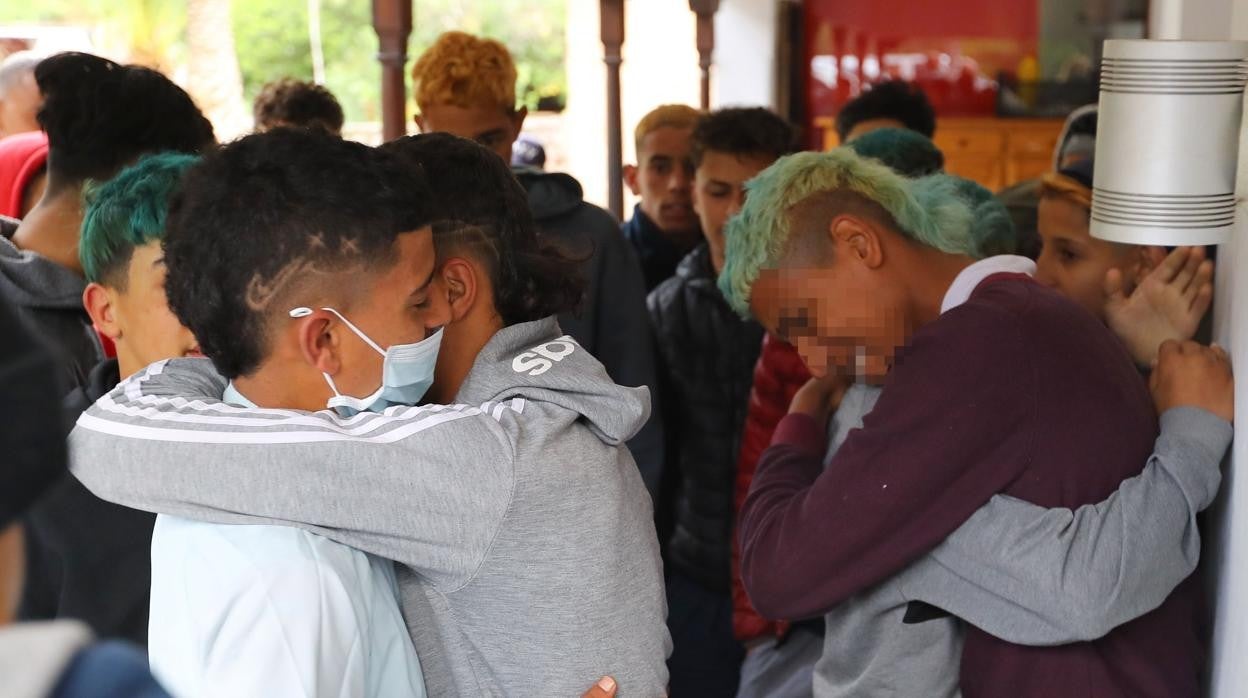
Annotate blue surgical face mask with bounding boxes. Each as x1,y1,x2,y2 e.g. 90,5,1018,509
289,306,443,417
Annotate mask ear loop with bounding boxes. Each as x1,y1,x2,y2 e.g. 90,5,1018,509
289,306,386,356
289,306,385,404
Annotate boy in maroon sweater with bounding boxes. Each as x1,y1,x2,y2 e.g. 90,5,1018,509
718,149,1216,697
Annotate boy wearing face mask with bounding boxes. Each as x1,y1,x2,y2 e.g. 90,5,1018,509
68,132,670,696
137,136,428,697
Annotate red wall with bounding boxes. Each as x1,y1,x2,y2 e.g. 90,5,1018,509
805,0,1040,126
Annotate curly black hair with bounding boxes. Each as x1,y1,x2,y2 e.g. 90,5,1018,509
690,107,798,168
35,52,215,187
834,80,936,142
163,129,434,378
379,133,585,324
253,78,345,136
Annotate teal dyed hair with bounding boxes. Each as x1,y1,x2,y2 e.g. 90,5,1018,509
844,127,944,178
948,175,1018,257
79,152,200,285
717,148,977,317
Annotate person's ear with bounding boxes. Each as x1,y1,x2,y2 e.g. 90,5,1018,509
1132,245,1168,286
623,164,641,196
439,257,478,323
414,114,428,134
511,106,528,138
292,310,344,376
82,282,121,340
830,215,884,269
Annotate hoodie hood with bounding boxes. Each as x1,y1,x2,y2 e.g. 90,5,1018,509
513,167,586,221
455,316,649,446
0,235,87,311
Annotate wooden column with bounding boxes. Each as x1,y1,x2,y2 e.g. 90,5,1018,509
689,0,720,110
601,0,625,220
372,0,412,143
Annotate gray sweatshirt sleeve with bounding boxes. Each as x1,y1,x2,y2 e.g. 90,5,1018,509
68,358,517,590
896,406,1230,645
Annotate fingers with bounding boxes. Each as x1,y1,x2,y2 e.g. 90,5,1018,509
1190,281,1214,319
581,677,617,698
1173,246,1203,292
1154,339,1183,372
1210,343,1230,363
1184,260,1215,306
1104,267,1126,305
1154,247,1192,284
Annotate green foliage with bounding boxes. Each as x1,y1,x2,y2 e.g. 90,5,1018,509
232,0,568,121
1,0,568,122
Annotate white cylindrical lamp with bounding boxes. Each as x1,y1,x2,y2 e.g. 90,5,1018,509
1091,39,1248,246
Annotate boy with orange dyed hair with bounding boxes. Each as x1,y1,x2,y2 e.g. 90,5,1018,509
410,31,663,496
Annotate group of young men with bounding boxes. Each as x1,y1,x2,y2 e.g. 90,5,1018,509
0,28,1236,698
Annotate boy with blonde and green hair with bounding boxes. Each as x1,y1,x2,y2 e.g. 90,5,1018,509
727,149,1226,696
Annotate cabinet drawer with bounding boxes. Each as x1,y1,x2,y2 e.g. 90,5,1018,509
943,155,1004,192
934,129,1004,156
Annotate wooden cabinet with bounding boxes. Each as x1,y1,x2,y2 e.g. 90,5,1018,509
814,117,1065,192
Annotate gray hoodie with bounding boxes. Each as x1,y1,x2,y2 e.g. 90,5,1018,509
814,384,1229,697
70,317,671,697
514,168,665,499
0,236,101,389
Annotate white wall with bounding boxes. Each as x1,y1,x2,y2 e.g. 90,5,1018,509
1151,0,1236,39
1163,0,1248,695
563,0,702,211
713,0,781,109
561,0,784,211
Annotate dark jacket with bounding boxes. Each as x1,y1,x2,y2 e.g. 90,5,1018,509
514,168,664,498
0,236,102,390
741,274,1200,698
0,291,66,529
648,244,764,592
20,359,155,645
622,204,694,292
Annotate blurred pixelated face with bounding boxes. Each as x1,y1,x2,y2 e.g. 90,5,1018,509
749,252,907,383
417,103,524,162
1035,195,1137,321
631,126,699,238
695,150,776,274
844,118,906,143
102,242,202,377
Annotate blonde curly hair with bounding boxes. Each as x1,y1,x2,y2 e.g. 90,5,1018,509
411,31,517,114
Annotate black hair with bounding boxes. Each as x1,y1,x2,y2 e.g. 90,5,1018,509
834,80,936,142
163,129,434,378
35,52,215,187
690,107,798,168
379,133,585,324
253,78,345,136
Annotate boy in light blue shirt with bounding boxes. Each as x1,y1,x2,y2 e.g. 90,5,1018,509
79,148,426,697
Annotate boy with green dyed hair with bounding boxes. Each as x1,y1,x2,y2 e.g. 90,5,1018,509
726,148,1230,696
79,152,205,378
20,152,201,644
